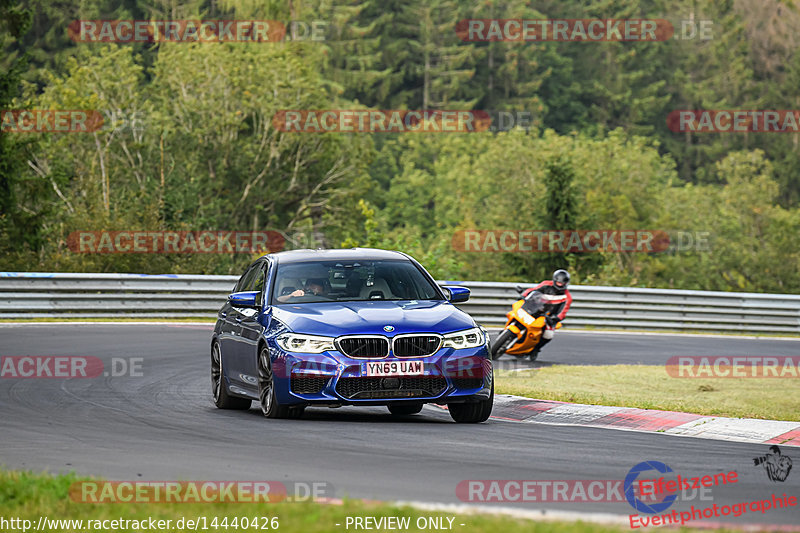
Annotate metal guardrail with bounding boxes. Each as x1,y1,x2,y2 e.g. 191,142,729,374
1,272,799,334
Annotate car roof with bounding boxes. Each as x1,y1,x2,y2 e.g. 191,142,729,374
269,248,410,265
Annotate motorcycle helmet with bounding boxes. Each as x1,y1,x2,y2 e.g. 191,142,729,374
553,269,570,292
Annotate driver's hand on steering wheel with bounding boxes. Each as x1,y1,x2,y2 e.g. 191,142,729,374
290,289,306,298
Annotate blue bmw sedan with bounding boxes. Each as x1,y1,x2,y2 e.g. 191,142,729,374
211,248,493,423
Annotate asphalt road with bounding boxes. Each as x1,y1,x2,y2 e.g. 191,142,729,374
485,329,800,368
0,324,798,527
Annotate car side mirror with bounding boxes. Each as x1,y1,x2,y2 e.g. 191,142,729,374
443,286,470,303
228,291,259,308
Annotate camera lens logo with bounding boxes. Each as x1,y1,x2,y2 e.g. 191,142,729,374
624,461,678,514
753,445,793,482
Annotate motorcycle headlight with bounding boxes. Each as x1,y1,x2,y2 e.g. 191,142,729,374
276,333,335,353
517,308,535,326
442,327,486,350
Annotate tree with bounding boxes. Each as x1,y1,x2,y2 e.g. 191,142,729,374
0,0,35,258
540,156,578,274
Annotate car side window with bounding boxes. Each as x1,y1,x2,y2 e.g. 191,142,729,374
235,264,259,292
252,262,268,305
252,266,266,293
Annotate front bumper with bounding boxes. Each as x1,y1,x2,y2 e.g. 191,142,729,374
270,344,493,406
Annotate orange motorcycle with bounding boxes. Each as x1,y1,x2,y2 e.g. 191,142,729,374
491,288,562,361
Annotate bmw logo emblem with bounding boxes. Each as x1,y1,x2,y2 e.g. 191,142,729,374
383,325,395,332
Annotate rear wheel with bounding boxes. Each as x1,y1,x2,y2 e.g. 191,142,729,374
388,403,423,416
491,329,517,360
257,346,303,419
211,342,251,410
448,381,493,423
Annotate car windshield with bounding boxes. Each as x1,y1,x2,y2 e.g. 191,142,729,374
272,259,443,304
521,291,545,316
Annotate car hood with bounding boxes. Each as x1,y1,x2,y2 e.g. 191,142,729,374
272,300,476,337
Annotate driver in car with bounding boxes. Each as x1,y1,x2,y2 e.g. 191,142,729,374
277,278,329,303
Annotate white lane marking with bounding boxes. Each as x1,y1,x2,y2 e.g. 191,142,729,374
511,417,800,448
529,403,626,425
490,394,800,447
394,500,800,530
665,417,800,442
393,500,629,527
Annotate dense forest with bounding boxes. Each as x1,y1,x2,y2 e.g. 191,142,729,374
1,0,800,293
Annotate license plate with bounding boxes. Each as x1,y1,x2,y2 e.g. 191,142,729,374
362,360,425,377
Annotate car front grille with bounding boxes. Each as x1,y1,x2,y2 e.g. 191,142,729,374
291,375,329,394
336,337,389,358
452,377,484,389
392,335,441,357
335,376,446,399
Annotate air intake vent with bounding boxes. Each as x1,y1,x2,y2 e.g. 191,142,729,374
336,336,389,358
393,335,441,357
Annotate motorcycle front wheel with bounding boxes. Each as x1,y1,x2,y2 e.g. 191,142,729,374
491,329,517,360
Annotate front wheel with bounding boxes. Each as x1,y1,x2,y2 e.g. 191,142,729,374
211,342,252,410
257,346,302,419
490,329,517,360
448,381,493,423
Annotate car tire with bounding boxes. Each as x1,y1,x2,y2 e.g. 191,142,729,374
257,346,299,419
211,342,252,410
448,381,493,423
490,329,516,360
388,403,424,416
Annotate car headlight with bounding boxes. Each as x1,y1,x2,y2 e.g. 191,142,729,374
276,333,335,353
442,327,486,350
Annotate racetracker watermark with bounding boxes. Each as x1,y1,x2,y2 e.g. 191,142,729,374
67,231,285,254
0,356,143,378
1,110,104,133
273,110,493,133
674,18,714,40
451,230,711,253
666,356,800,378
667,110,800,133
456,479,713,504
455,19,674,42
69,481,332,503
68,20,328,43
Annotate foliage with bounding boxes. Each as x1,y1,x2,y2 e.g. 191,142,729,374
2,0,800,293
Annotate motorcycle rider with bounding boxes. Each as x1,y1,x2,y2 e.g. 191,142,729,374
521,269,572,360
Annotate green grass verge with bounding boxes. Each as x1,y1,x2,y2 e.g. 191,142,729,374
0,470,732,533
496,364,800,421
